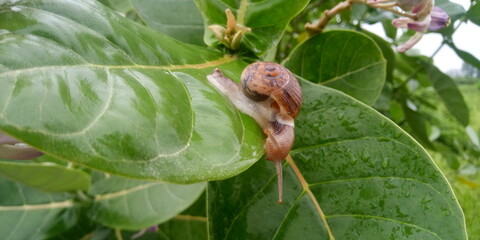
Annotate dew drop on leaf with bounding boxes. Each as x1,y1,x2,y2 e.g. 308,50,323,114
382,157,389,168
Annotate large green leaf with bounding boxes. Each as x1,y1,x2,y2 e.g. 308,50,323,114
194,0,309,56
130,0,205,45
0,158,90,192
0,177,77,239
0,0,264,182
208,80,467,239
87,173,206,230
362,30,395,84
283,30,386,105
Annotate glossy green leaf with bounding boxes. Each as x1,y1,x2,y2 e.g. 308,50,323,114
283,30,386,105
157,192,208,240
362,30,395,83
131,0,205,45
98,0,134,12
194,0,309,56
0,177,77,239
208,80,467,239
0,0,264,182
88,173,206,230
94,189,208,239
0,158,90,192
422,63,470,126
467,2,480,26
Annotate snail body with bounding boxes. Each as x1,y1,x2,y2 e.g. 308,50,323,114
207,62,302,204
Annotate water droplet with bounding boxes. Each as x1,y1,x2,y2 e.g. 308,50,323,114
357,111,366,119
394,131,402,138
361,150,370,162
382,158,389,168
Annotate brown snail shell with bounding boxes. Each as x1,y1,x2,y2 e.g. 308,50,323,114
207,62,302,204
241,62,302,119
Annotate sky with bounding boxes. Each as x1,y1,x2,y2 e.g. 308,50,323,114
363,0,479,73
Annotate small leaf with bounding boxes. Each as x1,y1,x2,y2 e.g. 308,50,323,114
0,177,77,239
402,101,434,148
422,62,470,126
466,126,480,148
208,80,467,239
467,2,480,26
436,0,466,22
448,42,480,70
194,0,309,55
0,157,91,192
0,0,264,182
131,0,205,45
88,173,206,230
284,30,386,105
381,19,397,40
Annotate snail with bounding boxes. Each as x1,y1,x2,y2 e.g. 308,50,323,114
207,62,302,204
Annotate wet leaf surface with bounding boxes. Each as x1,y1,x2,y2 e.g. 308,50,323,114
284,30,386,105
0,0,264,182
208,80,467,239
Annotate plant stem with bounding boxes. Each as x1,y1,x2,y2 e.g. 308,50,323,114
306,0,418,35
115,229,123,240
306,0,353,35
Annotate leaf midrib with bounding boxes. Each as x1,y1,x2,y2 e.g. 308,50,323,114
94,182,162,201
0,200,74,211
0,56,236,78
320,61,385,87
286,155,335,239
326,214,441,239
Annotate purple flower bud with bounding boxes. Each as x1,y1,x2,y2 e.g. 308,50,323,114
428,7,451,31
408,15,432,32
392,16,431,32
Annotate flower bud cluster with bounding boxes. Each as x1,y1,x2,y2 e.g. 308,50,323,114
208,9,251,50
392,0,450,51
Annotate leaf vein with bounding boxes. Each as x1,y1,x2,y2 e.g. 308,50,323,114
320,61,384,87
326,214,441,239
